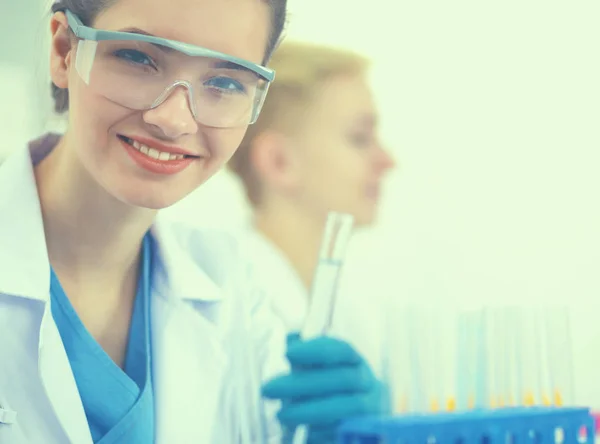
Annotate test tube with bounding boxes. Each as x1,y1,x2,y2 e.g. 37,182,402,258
519,307,543,407
455,309,469,410
537,308,554,406
383,304,413,414
417,307,440,413
299,212,354,338
292,212,354,444
505,307,522,407
438,307,458,412
484,308,499,408
456,308,480,410
406,305,425,413
544,307,574,406
493,308,505,408
494,308,510,408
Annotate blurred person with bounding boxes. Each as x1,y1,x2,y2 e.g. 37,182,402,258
228,41,396,373
0,1,389,442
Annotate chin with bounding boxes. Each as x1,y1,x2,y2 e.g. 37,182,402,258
119,194,178,210
353,216,374,227
110,183,191,211
351,207,378,227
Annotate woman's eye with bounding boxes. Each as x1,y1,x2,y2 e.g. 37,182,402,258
350,133,371,147
114,49,155,67
206,76,246,94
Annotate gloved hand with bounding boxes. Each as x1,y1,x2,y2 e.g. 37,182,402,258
261,333,390,443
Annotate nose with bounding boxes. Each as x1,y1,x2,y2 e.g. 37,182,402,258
374,144,397,174
142,86,198,139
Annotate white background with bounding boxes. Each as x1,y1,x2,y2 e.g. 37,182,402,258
2,0,600,406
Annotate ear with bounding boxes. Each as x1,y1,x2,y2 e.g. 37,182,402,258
250,130,301,192
49,12,75,90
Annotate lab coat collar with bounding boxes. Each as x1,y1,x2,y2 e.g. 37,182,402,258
151,217,224,302
0,144,50,301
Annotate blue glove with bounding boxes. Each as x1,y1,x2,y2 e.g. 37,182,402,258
262,333,390,443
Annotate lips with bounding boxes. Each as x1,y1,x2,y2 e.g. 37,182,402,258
118,135,199,161
118,135,199,175
366,184,381,200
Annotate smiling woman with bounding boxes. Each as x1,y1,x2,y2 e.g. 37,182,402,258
42,0,278,210
0,0,390,442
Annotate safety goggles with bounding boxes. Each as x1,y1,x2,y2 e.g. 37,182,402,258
65,10,275,128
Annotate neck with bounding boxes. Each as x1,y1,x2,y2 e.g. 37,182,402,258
35,133,156,286
253,199,327,289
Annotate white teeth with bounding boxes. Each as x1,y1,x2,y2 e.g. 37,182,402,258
127,138,185,161
147,148,160,159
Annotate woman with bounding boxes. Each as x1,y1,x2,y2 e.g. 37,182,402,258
228,41,396,373
0,1,387,443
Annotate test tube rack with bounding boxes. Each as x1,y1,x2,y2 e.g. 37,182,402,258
337,407,595,444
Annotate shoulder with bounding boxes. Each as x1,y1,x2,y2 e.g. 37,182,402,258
155,217,288,341
154,216,246,282
153,218,282,304
163,219,240,258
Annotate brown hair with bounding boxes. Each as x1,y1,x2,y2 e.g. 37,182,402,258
228,41,370,206
49,0,288,113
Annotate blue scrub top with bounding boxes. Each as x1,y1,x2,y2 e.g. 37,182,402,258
50,234,155,443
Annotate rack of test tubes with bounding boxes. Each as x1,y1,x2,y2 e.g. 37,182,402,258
336,407,596,444
337,306,591,444
383,306,575,414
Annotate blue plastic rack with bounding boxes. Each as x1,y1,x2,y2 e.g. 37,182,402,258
337,407,595,444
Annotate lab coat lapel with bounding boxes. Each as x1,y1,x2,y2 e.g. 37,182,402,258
0,143,50,300
151,223,231,444
0,143,92,443
38,310,93,444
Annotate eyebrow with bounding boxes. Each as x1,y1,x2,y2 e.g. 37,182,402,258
118,27,174,52
213,61,254,74
119,27,158,38
119,27,155,36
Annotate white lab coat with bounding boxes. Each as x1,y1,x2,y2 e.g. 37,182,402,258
0,143,288,443
237,230,387,378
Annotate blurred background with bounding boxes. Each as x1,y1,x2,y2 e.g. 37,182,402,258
2,0,600,408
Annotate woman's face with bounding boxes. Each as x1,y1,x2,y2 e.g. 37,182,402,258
50,0,271,209
291,75,396,226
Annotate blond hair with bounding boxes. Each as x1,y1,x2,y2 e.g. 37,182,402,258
228,41,370,206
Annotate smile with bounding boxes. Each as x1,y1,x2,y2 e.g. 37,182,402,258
119,136,188,161
118,135,198,175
